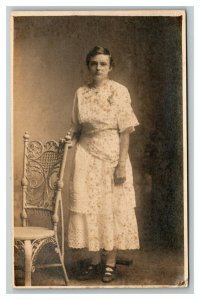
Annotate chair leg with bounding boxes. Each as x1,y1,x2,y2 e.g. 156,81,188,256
24,240,32,286
56,245,69,284
61,261,70,285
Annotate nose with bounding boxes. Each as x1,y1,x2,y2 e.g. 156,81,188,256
96,63,101,71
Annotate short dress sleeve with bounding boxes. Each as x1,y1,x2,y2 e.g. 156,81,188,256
69,91,82,135
117,87,139,133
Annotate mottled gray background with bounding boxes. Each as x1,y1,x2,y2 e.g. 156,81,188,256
13,16,184,257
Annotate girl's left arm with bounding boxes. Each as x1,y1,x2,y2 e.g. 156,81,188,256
114,129,130,185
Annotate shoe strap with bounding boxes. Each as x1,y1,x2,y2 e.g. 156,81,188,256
105,266,115,275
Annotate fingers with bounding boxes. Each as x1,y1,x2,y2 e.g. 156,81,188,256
63,132,73,148
65,132,72,141
67,142,73,148
114,166,126,185
114,177,126,185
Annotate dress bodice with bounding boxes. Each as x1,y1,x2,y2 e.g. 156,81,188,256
70,80,139,163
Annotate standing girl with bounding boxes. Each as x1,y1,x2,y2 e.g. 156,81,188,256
66,46,140,283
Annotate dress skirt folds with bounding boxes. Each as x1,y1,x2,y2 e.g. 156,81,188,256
67,80,140,251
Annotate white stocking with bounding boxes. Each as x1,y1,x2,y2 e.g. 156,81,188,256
105,249,117,267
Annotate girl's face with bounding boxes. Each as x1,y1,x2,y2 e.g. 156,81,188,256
88,54,112,82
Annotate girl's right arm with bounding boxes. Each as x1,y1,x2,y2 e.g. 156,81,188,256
66,90,81,148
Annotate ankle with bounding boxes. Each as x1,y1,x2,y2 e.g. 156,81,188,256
105,249,117,267
91,251,101,266
105,262,116,268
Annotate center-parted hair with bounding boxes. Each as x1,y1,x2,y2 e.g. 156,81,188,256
86,46,114,68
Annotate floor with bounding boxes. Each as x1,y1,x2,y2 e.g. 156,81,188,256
14,247,186,288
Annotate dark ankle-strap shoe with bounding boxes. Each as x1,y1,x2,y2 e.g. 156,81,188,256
77,263,102,281
102,265,116,283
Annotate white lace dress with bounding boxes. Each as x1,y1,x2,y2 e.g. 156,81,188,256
67,80,140,251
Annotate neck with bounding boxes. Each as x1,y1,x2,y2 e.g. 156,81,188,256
92,78,109,88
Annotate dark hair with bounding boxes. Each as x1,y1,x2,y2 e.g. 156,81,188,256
86,46,114,68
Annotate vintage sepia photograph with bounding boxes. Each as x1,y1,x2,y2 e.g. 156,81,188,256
11,10,187,288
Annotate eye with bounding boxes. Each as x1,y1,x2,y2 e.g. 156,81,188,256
100,62,107,66
90,61,97,66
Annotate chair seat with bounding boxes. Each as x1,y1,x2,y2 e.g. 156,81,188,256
14,226,54,240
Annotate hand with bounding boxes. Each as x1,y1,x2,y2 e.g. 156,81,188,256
65,132,76,148
114,164,126,185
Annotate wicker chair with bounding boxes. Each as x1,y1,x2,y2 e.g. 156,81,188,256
14,132,70,286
